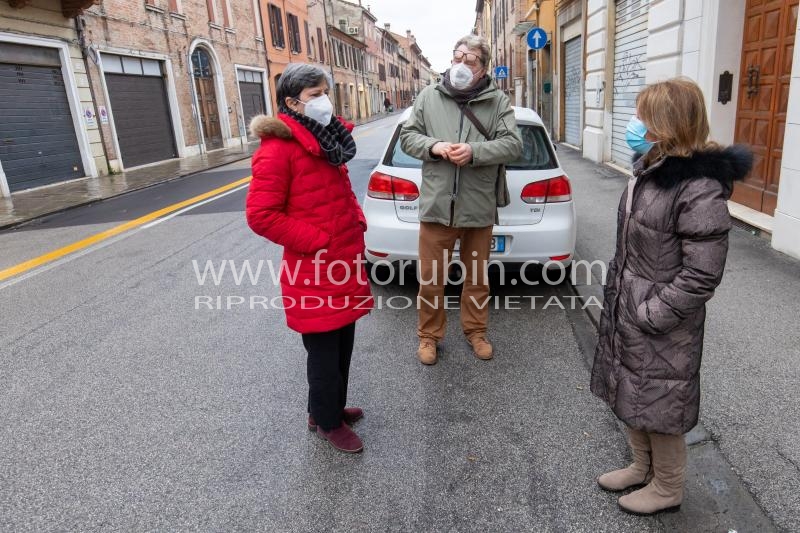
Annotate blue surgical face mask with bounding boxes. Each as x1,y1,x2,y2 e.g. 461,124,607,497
626,116,656,154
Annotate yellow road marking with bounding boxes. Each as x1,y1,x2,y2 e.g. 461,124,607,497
0,175,252,282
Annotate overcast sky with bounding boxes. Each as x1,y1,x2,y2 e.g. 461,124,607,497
363,0,477,73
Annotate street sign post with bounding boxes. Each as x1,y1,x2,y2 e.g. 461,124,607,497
526,27,547,50
494,66,509,79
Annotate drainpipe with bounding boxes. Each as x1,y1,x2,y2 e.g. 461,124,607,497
254,0,273,115
187,46,206,156
322,0,336,90
75,15,112,173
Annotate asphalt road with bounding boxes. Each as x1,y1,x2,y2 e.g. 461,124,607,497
0,115,768,532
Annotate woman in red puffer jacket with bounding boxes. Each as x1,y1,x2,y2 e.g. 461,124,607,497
246,63,373,454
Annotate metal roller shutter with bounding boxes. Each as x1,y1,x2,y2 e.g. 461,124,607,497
103,55,177,168
611,0,650,168
564,36,582,146
0,43,84,192
237,70,266,137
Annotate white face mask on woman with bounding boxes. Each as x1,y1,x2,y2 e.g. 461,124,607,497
449,62,475,90
297,94,334,126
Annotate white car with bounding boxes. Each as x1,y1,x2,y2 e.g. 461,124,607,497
363,106,576,276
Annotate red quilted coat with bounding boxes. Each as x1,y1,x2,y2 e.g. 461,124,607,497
246,113,373,334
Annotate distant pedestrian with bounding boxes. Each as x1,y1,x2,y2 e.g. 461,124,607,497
590,78,753,514
246,63,373,454
400,34,522,365
383,97,392,113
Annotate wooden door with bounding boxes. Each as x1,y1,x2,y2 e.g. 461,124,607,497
191,48,223,150
733,0,798,215
195,77,223,149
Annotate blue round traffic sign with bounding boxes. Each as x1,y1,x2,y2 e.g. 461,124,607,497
527,27,547,50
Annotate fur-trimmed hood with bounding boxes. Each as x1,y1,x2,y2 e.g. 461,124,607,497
638,145,753,194
249,114,292,139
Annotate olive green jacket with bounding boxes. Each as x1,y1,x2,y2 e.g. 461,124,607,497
399,79,522,227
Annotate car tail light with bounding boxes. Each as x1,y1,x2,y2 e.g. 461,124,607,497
550,254,572,261
367,250,389,257
546,175,572,202
367,172,420,201
391,176,420,201
520,181,548,204
367,171,393,200
521,175,572,204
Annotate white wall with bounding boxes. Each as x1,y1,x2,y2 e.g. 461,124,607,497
772,21,800,260
583,0,609,163
645,0,683,82
697,0,746,145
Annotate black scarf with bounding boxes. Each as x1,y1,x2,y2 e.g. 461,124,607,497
282,107,357,166
442,69,492,104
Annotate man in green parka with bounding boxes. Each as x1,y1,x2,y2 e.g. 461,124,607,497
400,34,522,366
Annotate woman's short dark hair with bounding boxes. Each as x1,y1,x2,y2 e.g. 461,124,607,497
277,64,332,107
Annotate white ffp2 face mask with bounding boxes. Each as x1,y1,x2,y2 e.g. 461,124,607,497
450,62,475,90
298,94,333,126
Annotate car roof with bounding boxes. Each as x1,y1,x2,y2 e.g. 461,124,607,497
396,104,544,126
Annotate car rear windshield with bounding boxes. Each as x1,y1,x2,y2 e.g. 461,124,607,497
385,124,558,170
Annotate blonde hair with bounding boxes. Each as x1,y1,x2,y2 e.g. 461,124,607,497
636,78,715,164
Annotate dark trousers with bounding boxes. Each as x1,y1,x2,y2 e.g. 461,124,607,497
302,322,356,431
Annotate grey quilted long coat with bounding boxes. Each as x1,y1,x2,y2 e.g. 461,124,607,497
591,146,753,435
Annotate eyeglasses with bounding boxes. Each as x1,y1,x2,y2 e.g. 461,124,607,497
452,50,482,66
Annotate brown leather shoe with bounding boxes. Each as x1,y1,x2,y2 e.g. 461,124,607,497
417,339,438,365
468,335,493,360
308,407,364,431
316,423,364,453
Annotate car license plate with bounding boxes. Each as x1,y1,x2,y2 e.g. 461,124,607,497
454,236,506,253
491,236,505,252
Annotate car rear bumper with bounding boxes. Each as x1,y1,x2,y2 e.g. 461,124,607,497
364,202,576,267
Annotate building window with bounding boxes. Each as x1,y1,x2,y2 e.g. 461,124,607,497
287,13,302,54
219,0,231,27
304,21,312,57
206,0,216,23
317,27,325,62
268,4,285,48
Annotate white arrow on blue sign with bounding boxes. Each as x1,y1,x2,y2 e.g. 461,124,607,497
494,66,508,79
527,27,547,50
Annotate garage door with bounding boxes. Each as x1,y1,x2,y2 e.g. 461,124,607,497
238,69,266,132
563,36,582,146
0,42,84,192
611,0,650,168
103,55,177,168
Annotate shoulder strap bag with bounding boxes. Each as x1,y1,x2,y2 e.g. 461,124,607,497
459,104,511,208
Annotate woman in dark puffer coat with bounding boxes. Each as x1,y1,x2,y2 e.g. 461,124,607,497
590,78,753,515
246,64,372,454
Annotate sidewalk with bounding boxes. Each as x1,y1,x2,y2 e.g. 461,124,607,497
0,143,258,230
558,144,800,532
0,110,401,231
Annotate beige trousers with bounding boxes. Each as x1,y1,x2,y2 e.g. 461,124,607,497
417,222,493,341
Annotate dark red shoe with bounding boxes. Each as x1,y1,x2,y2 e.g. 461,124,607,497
308,407,364,431
316,423,364,453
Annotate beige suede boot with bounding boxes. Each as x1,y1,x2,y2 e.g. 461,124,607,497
618,432,686,515
597,428,653,491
